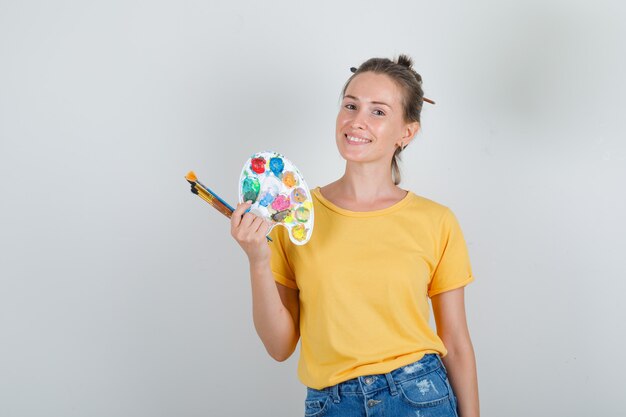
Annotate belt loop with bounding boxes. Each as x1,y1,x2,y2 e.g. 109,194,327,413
330,383,340,403
384,372,398,396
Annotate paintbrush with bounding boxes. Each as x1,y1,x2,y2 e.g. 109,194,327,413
185,171,235,218
185,171,273,242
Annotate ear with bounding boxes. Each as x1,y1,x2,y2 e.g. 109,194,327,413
397,121,420,147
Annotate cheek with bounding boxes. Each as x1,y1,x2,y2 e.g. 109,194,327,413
335,116,343,138
378,117,402,136
335,114,349,133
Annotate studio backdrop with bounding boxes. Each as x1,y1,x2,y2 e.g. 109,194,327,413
1,1,624,416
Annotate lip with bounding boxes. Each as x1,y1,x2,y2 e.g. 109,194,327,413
345,133,372,145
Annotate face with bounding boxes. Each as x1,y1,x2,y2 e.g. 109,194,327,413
335,71,419,165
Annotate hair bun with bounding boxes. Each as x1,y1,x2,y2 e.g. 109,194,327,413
349,67,357,73
397,54,413,69
396,54,422,84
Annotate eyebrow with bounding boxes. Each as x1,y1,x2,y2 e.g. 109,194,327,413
344,94,392,110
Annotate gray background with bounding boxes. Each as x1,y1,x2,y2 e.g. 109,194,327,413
1,1,625,416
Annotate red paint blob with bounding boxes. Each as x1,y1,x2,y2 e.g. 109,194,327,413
251,157,266,174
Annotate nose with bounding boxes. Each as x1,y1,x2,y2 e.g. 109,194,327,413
350,109,367,130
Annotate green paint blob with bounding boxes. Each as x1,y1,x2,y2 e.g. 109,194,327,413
295,206,310,222
242,177,260,202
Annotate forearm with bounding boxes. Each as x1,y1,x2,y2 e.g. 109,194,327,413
442,342,480,417
249,260,299,361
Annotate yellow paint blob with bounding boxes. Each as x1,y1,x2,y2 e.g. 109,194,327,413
291,224,307,241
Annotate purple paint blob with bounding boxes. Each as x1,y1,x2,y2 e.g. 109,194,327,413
291,187,307,203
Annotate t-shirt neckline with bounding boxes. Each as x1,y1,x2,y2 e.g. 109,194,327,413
312,186,413,217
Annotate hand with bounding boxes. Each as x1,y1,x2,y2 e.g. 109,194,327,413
230,201,273,264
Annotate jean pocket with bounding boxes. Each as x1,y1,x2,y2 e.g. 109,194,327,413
397,369,451,408
438,368,460,417
304,388,331,417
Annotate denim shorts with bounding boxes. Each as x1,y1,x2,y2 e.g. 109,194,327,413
304,353,459,417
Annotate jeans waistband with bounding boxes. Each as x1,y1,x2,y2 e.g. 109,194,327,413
318,353,444,398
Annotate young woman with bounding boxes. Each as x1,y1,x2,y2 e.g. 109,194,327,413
231,55,479,417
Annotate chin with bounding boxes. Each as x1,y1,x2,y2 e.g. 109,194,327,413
336,143,368,164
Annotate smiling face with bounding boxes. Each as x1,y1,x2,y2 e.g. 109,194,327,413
335,71,418,165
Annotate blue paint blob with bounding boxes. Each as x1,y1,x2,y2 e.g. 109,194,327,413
269,157,284,177
258,191,276,207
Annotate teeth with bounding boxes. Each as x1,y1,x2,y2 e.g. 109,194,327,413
347,135,371,143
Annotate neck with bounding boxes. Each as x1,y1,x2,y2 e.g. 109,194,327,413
331,160,401,203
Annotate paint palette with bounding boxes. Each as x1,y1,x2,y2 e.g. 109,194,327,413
238,151,314,245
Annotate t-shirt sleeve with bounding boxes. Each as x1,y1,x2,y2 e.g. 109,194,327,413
268,225,298,290
428,208,475,298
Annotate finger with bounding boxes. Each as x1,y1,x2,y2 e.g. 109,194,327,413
231,200,253,229
234,200,253,217
254,218,271,234
265,220,274,235
243,216,266,242
245,214,264,234
252,220,270,242
257,222,274,243
241,211,263,230
250,215,265,233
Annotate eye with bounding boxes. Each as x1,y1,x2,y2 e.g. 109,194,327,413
344,103,357,110
373,109,386,116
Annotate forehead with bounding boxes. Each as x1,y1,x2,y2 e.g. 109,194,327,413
344,72,403,105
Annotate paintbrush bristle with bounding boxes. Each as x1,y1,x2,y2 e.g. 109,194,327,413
185,171,198,182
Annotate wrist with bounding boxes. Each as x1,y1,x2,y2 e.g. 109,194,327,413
249,257,270,271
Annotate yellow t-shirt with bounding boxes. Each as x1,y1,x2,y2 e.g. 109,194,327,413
268,186,475,389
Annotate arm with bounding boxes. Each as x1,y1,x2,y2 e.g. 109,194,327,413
249,259,300,361
230,201,300,361
431,287,480,417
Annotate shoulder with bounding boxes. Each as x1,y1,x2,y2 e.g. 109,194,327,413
404,191,452,217
402,192,469,238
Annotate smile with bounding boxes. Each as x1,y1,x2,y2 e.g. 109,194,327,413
345,134,372,144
